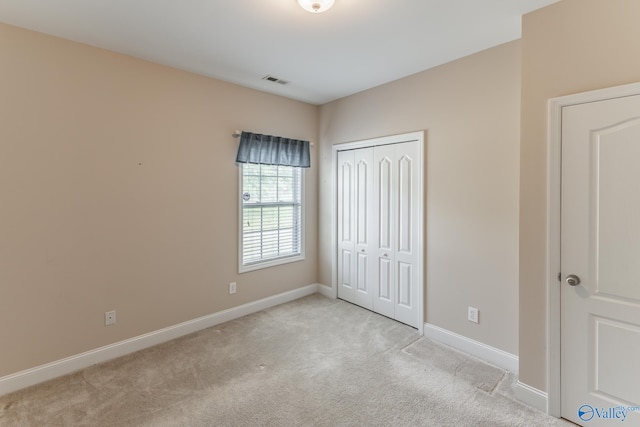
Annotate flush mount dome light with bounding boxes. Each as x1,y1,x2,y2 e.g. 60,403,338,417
298,0,335,13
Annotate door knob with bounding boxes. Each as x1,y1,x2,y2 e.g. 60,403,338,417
566,274,581,287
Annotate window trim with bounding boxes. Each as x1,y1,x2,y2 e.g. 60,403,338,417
238,164,305,273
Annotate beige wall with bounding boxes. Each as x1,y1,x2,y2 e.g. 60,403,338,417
319,41,521,355
0,23,318,377
520,0,640,391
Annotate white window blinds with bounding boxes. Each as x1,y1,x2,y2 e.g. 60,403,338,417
239,163,303,271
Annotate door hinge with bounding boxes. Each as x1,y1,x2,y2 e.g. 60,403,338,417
558,272,562,282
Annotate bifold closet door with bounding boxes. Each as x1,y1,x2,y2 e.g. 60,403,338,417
337,140,421,328
337,148,374,310
372,144,395,319
373,141,421,327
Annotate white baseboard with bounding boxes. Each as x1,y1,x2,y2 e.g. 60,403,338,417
423,323,519,374
317,284,335,298
0,284,319,397
514,380,548,412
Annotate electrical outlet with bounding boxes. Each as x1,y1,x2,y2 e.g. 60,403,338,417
468,307,479,324
229,282,237,294
105,310,116,326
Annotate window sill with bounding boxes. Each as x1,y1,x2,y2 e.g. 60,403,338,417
239,254,305,273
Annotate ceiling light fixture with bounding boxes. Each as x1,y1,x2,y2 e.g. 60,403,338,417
298,0,335,13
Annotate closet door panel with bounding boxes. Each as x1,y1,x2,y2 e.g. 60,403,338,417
373,144,396,318
378,257,393,301
337,150,355,303
354,149,374,309
378,157,393,252
394,141,421,327
356,252,368,292
397,262,412,307
397,153,413,254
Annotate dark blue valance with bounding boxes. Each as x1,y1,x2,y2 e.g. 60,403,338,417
236,131,310,168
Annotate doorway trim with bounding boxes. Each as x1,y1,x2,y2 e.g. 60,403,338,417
547,81,640,417
330,131,425,335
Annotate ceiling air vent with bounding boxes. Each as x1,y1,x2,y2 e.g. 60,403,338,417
262,75,289,85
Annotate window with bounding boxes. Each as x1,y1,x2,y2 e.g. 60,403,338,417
239,163,304,272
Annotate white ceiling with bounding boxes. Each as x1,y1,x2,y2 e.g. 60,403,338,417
0,0,559,105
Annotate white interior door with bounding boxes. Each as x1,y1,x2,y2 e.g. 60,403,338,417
561,94,640,425
391,141,421,327
372,144,396,319
354,148,374,310
335,132,423,331
338,148,374,308
372,141,421,326
337,150,355,304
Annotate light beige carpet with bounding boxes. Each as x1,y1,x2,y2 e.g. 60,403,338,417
0,294,574,426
